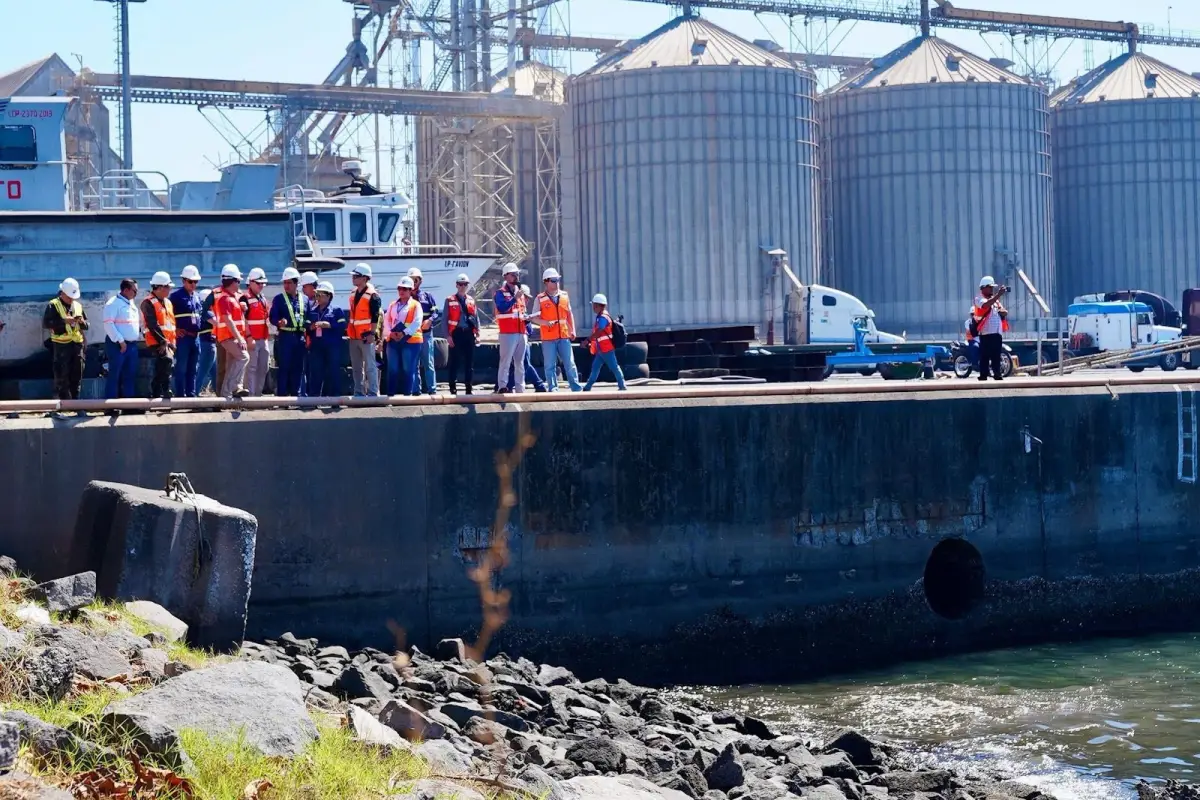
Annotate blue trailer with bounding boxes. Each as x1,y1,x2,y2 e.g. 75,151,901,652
823,318,948,380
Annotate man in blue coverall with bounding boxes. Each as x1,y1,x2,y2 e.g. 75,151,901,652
271,267,308,396
305,281,347,397
169,265,204,397
408,268,441,395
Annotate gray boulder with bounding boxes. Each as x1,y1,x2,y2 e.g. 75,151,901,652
394,778,486,799
0,720,17,771
378,699,447,741
104,660,317,758
334,663,393,702
29,572,96,613
566,737,626,774
0,623,24,656
0,710,115,769
559,775,692,798
26,646,76,701
123,601,188,642
416,739,473,775
34,625,131,680
704,744,746,791
345,705,407,752
802,785,849,799
0,555,17,577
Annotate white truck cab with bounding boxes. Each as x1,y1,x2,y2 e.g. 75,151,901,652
1067,301,1182,371
787,284,905,346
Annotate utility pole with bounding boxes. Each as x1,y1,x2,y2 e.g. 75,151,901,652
96,0,146,171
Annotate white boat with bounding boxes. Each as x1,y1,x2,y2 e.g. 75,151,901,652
0,95,498,369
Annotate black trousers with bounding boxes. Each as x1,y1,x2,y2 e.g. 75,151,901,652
150,347,175,398
52,341,84,400
979,333,1004,380
447,330,476,393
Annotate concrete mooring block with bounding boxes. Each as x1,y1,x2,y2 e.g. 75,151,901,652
74,480,257,652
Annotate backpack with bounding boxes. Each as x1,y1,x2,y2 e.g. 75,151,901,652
610,314,628,349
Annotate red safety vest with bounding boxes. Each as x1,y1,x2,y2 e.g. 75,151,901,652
591,311,615,354
972,305,1011,335
240,292,269,341
537,291,573,341
447,295,477,335
348,286,378,340
495,286,525,335
215,290,246,343
143,295,177,347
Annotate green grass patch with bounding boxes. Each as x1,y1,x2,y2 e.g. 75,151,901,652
181,721,427,800
70,598,217,668
0,575,31,629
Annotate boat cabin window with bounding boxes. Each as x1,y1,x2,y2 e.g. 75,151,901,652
0,125,36,166
349,212,368,244
377,212,400,243
304,212,338,242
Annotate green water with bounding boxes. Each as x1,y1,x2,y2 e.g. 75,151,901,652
692,633,1200,800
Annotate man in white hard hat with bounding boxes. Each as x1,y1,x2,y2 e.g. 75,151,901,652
300,271,319,304
384,276,425,396
442,272,479,395
239,268,271,396
103,278,142,402
529,267,582,392
493,262,528,394
169,265,204,397
583,293,626,391
408,267,442,395
196,286,217,395
971,275,1009,382
505,285,548,393
42,277,89,401
270,266,307,396
305,281,347,397
347,263,381,396
214,264,251,400
141,271,177,399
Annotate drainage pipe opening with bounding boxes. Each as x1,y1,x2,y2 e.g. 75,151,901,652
923,538,986,620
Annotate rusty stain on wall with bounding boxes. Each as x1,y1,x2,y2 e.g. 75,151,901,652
793,477,988,547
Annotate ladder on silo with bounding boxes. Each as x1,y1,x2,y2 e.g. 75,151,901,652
1178,386,1197,484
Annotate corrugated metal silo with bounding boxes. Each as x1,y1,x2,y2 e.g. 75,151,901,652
1052,52,1200,310
822,37,1053,337
567,15,820,330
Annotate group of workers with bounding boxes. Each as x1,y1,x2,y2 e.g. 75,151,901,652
39,260,628,403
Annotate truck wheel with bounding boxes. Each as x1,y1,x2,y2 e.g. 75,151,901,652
858,368,876,377
1161,353,1180,372
1000,352,1014,378
1129,365,1146,373
1186,362,1199,371
878,364,895,381
953,356,972,379
822,365,834,380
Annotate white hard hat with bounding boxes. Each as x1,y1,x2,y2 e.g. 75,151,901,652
247,267,268,284
398,277,415,289
542,268,561,281
502,262,520,276
198,289,212,302
351,263,372,278
520,284,532,297
281,267,301,282
455,273,470,284
316,281,335,295
979,275,996,288
180,265,201,282
150,271,174,288
59,278,81,300
300,271,319,287
407,267,423,279
221,264,242,281
592,293,608,305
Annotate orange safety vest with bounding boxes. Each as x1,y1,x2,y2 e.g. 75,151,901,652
401,298,424,344
347,286,378,340
214,290,246,343
446,295,477,335
240,292,269,341
537,291,573,341
495,286,525,335
591,311,615,354
972,305,1011,336
143,296,177,347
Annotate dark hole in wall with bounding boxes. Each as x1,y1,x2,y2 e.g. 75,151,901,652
923,537,986,620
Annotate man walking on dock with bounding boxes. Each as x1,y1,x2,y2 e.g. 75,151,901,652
973,276,1009,382
141,272,178,400
347,264,381,397
583,293,627,392
241,269,271,396
408,267,441,395
170,265,203,398
494,263,527,394
444,273,479,395
103,278,141,401
43,278,88,401
530,267,582,392
271,267,307,397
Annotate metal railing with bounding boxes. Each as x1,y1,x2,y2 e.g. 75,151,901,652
80,170,170,210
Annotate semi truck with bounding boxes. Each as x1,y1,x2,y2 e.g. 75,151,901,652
1066,300,1183,372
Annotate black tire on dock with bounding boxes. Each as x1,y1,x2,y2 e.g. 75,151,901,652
618,342,649,365
621,363,651,380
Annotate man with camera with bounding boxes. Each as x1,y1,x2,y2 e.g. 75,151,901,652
972,276,1009,382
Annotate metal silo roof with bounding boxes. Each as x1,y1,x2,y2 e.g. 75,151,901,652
491,60,567,103
582,14,795,75
832,35,1027,91
1053,52,1200,105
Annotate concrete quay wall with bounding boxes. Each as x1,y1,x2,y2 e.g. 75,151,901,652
2,385,1198,684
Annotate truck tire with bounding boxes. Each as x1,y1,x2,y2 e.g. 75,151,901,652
618,342,649,365
1128,365,1146,373
858,367,876,377
1161,353,1179,372
822,365,834,380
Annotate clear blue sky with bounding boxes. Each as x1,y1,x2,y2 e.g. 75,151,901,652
4,0,1198,184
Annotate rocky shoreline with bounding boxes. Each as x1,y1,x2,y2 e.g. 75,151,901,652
0,562,1192,799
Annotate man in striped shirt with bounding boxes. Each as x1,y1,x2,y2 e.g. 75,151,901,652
973,276,1008,382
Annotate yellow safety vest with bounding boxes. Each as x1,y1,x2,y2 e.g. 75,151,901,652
49,298,84,345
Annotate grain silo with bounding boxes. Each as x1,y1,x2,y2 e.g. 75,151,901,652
1052,51,1200,310
566,14,820,331
822,36,1053,338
